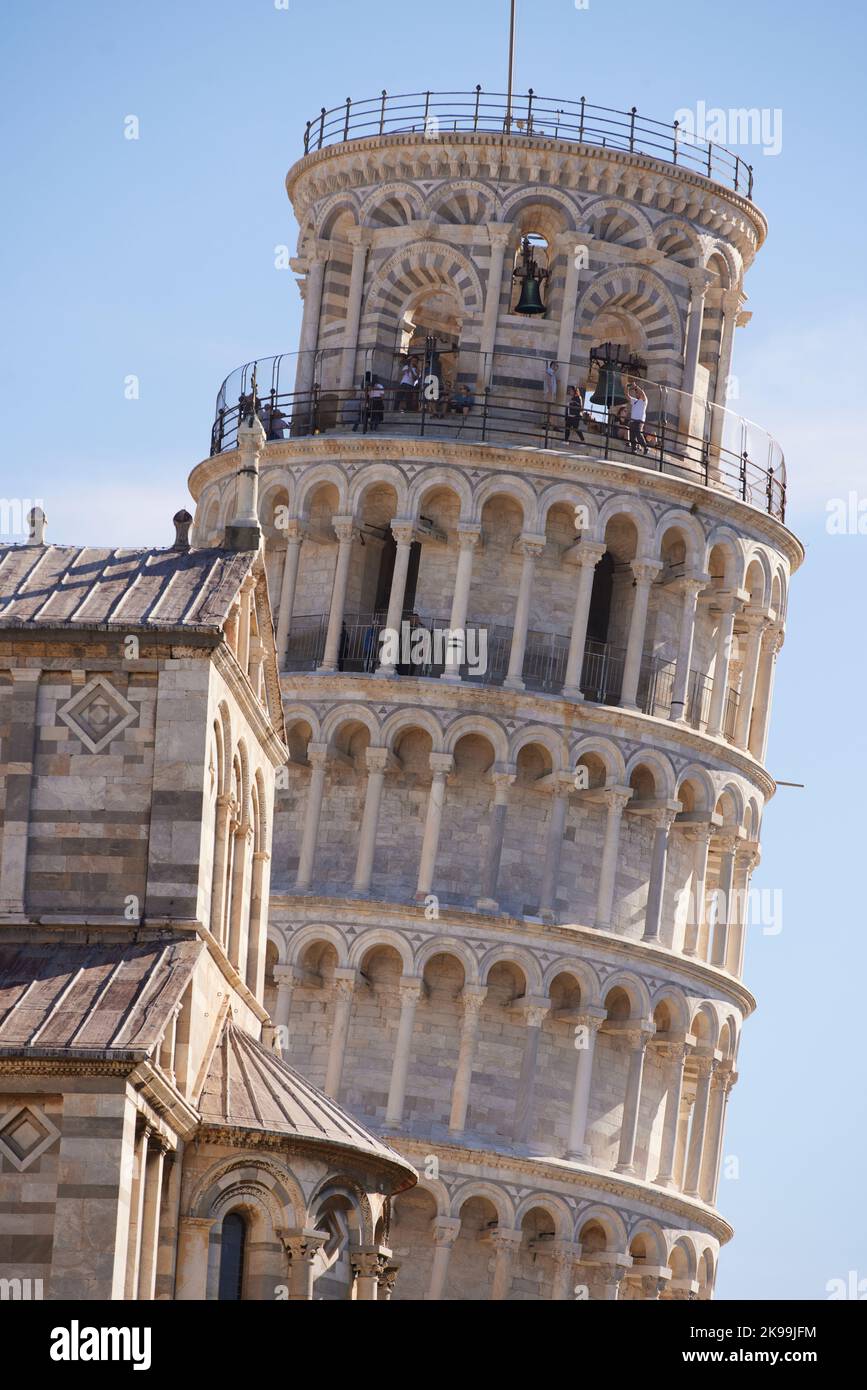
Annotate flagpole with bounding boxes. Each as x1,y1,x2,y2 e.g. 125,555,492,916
506,0,516,133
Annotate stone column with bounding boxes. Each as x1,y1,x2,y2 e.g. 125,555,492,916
615,1029,651,1174
490,1228,522,1301
538,775,573,919
448,986,488,1135
711,288,744,413
350,1246,387,1301
136,1138,166,1300
555,230,585,399
621,561,661,709
504,534,546,690
566,1012,605,1159
674,1091,695,1189
511,998,550,1144
245,848,270,996
709,1069,736,1204
339,230,371,391
323,969,357,1098
706,596,738,737
732,847,758,977
294,249,329,401
124,1124,150,1299
441,525,481,682
750,623,783,759
415,753,454,898
377,520,416,676
385,976,424,1126
295,744,329,890
426,1218,462,1301
281,1229,327,1301
654,1041,687,1187
669,576,706,721
594,787,633,929
209,792,233,942
0,668,40,916
642,805,678,943
734,612,767,748
237,574,255,675
710,831,738,967
274,520,304,668
562,543,606,698
477,223,512,387
227,820,253,969
272,964,298,1047
683,825,713,957
353,746,390,894
678,269,709,433
476,767,516,910
175,1217,216,1300
319,516,356,673
683,1056,716,1197
551,1242,578,1300
699,1067,729,1203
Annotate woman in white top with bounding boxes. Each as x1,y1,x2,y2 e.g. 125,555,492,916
626,380,650,456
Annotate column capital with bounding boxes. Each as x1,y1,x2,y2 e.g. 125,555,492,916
390,517,417,546
279,517,305,544
649,802,680,832
332,515,357,544
654,1038,688,1063
671,570,710,596
429,752,455,777
432,1217,462,1247
489,1227,522,1251
332,968,358,1000
575,1009,606,1033
517,995,550,1028
631,558,663,584
456,523,482,550
491,765,517,802
712,826,743,855
689,1052,717,1079
273,964,299,987
486,221,515,246
575,540,607,567
398,975,425,1003
517,531,547,558
685,266,713,295
350,1245,391,1279
306,742,330,770
346,227,374,249
279,1228,328,1264
459,985,488,1015
600,784,634,811
364,745,392,774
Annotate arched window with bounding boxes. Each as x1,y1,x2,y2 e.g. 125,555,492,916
218,1211,247,1300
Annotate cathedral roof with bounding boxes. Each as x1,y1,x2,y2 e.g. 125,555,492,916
197,1018,417,1190
0,544,256,632
0,939,200,1054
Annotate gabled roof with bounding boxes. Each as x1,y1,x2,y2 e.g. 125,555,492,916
0,544,255,631
198,1019,417,1190
0,939,201,1053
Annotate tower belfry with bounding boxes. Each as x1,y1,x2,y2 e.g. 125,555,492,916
191,78,800,1299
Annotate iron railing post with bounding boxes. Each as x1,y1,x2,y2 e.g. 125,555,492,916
707,141,713,178
629,106,637,152
482,387,489,441
379,89,387,135
318,107,326,149
748,164,754,199
527,88,535,134
672,119,679,163
473,84,481,130
304,120,311,154
343,97,351,141
579,96,585,142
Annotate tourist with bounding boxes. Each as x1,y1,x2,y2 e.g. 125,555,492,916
368,377,385,430
396,356,420,412
626,379,650,455
450,384,474,417
565,385,587,443
543,359,558,402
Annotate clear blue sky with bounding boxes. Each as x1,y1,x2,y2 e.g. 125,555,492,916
2,0,864,1300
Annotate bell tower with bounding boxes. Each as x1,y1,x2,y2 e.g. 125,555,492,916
190,86,800,1301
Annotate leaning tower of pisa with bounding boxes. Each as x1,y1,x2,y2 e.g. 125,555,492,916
189,90,801,1300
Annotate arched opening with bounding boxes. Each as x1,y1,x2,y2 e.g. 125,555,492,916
217,1211,248,1301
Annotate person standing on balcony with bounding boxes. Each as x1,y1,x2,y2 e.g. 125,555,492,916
543,359,558,402
397,356,420,412
565,385,587,444
369,377,385,430
626,380,650,456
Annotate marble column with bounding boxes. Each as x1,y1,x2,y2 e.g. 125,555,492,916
124,1124,150,1300
441,525,481,682
710,831,738,967
385,976,424,1126
562,543,606,698
339,230,372,391
320,517,356,673
350,1247,386,1302
477,768,516,910
683,1056,716,1198
245,848,270,997
476,224,513,387
706,596,738,737
511,998,550,1144
448,987,488,1135
699,1066,730,1203
377,520,416,676
426,1218,462,1301
555,230,585,400
669,576,706,721
594,787,633,929
615,1029,651,1174
734,612,767,748
281,1229,327,1301
227,821,253,969
274,520,304,669
654,1042,687,1186
550,1242,578,1300
272,964,298,1049
490,1228,522,1301
566,1012,605,1159
175,1217,216,1300
136,1138,166,1300
295,744,329,890
353,746,390,894
324,969,357,1098
209,793,233,943
621,561,661,709
294,249,329,401
504,535,546,690
642,806,678,943
415,753,454,898
678,269,710,433
750,624,783,759
709,1069,736,1204
538,775,573,919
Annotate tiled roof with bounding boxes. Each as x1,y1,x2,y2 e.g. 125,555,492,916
198,1019,417,1187
0,544,256,632
0,940,201,1053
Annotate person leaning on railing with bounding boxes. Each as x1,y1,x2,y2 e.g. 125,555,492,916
449,383,475,417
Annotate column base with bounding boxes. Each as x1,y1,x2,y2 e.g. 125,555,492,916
561,686,585,702
316,665,338,676
641,929,661,944
475,897,499,912
614,1161,636,1176
439,672,462,684
653,1174,676,1188
565,1146,591,1162
503,676,525,691
374,666,398,679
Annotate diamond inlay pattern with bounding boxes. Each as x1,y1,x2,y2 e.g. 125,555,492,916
57,675,138,753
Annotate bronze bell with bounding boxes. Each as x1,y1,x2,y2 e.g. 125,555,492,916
590,364,628,408
513,274,547,315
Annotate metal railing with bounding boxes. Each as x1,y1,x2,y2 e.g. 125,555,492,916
210,346,786,521
301,88,754,198
283,616,741,738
